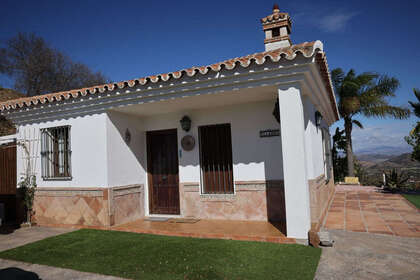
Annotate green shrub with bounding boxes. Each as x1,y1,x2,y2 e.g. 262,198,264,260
383,169,409,193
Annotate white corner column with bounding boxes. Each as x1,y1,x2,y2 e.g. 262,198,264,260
278,85,311,239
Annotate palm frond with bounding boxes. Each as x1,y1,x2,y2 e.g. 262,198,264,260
361,75,400,99
362,105,410,119
344,69,356,82
413,88,420,100
408,88,420,118
352,119,364,129
331,68,344,92
355,72,378,88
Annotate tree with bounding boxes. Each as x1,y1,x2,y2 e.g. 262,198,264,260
332,127,347,182
331,68,410,177
0,33,109,96
0,87,23,136
405,88,420,161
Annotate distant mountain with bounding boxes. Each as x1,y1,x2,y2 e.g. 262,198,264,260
359,153,420,181
381,153,420,168
355,145,411,156
356,154,392,163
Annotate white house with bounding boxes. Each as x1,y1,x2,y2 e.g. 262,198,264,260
0,5,338,240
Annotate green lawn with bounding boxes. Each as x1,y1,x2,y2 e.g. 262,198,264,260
403,194,420,209
0,229,321,280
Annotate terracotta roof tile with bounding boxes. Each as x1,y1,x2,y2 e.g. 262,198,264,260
0,40,338,120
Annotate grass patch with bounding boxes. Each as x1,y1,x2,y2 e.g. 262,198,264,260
403,194,420,209
0,229,321,280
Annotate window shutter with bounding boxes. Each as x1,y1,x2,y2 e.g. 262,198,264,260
199,124,234,194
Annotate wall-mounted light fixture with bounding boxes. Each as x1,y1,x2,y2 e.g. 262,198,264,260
125,128,131,144
272,98,280,123
315,111,323,127
180,115,192,132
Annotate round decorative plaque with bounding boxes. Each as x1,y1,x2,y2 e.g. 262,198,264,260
181,135,195,151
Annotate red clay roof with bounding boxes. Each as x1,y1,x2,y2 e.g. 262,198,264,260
0,41,338,120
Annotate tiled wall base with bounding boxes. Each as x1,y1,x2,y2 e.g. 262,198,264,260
308,174,335,231
33,185,144,227
180,181,285,225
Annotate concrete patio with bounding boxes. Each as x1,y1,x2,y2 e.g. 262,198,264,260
315,229,420,280
324,185,420,237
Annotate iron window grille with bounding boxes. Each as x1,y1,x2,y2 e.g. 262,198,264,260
198,123,234,194
40,126,72,180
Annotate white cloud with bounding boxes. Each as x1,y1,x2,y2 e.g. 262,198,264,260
319,12,358,32
350,124,411,154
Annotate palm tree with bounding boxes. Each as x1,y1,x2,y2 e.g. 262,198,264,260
331,69,410,177
405,88,420,161
408,88,420,117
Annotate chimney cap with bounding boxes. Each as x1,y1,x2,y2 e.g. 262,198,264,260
261,5,292,50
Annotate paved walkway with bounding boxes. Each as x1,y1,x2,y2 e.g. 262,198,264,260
0,259,125,280
324,185,420,237
0,226,74,252
315,229,420,280
0,226,125,280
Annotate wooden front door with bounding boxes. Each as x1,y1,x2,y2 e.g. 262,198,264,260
147,129,180,215
0,143,17,223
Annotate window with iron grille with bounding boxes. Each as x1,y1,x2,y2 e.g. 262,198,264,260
322,128,332,181
198,123,234,194
40,126,72,180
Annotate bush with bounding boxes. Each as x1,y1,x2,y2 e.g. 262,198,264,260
383,169,409,193
17,175,37,223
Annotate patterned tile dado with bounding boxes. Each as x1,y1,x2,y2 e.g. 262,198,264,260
113,190,144,225
33,185,144,227
34,195,109,226
180,180,286,225
308,173,335,231
113,185,143,197
35,187,103,197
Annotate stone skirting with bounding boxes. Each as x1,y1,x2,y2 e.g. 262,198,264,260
308,173,335,231
179,180,286,233
33,185,144,227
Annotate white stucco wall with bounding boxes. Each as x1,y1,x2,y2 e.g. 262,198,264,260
16,100,283,189
106,111,146,187
140,100,283,185
17,113,108,187
14,96,328,191
303,97,326,180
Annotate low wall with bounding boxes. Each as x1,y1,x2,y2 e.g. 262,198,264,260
308,174,335,231
180,180,285,225
111,185,144,225
33,184,144,227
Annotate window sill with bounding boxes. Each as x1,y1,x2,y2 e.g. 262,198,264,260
42,177,73,181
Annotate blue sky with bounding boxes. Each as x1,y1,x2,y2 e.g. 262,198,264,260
1,0,418,154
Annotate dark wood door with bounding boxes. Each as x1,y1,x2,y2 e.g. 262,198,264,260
0,143,17,223
147,129,180,215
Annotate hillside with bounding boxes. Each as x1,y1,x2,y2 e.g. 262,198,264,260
359,153,420,183
0,88,24,136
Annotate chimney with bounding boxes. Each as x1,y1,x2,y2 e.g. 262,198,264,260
261,4,292,51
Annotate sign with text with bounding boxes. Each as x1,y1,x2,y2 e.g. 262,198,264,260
260,129,280,138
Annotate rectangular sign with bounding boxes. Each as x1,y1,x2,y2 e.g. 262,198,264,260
260,129,280,138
